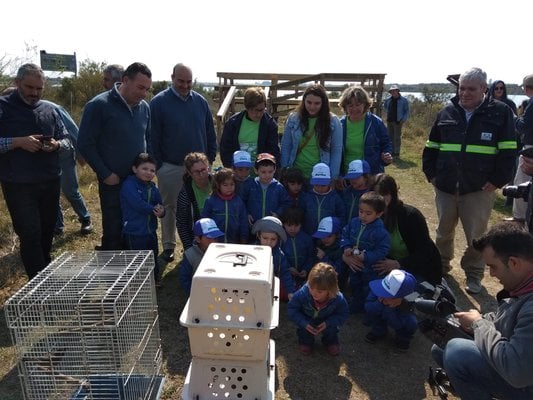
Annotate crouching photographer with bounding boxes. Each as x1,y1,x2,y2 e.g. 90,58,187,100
504,147,533,232
429,223,533,400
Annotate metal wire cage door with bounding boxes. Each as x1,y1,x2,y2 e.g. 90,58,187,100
4,251,163,400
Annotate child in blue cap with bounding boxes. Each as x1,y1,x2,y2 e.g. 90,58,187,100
364,269,418,352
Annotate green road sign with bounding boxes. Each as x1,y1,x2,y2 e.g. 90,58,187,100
40,51,77,74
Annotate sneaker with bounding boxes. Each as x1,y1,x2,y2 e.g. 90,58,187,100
364,332,383,344
395,339,410,353
80,219,93,234
465,277,482,295
161,249,174,262
299,344,312,355
326,344,340,356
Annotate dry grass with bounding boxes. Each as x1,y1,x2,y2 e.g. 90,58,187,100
0,131,513,400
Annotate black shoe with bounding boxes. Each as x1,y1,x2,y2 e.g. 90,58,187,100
54,228,64,236
94,245,103,251
80,219,93,234
161,249,174,262
364,332,383,344
395,339,410,352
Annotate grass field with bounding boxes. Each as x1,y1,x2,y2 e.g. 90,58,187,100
0,119,513,399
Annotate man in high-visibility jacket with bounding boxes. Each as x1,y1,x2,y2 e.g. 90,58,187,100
422,67,517,295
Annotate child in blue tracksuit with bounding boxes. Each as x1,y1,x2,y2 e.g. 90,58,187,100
280,167,306,207
201,167,249,244
239,153,291,228
232,150,253,194
313,216,347,292
340,191,390,313
251,216,296,301
120,153,165,282
281,206,316,289
365,269,418,352
341,159,373,221
300,163,346,235
179,218,225,296
288,262,350,356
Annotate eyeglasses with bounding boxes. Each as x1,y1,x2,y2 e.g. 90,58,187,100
190,167,209,176
494,86,504,91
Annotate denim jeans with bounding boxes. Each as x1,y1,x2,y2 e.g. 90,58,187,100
432,338,533,400
98,181,124,250
1,179,60,278
55,150,90,230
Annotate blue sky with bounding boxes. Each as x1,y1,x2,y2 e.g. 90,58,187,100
3,0,532,85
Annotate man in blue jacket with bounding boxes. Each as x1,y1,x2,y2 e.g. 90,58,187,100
150,63,217,262
78,62,152,251
0,63,70,278
383,84,409,157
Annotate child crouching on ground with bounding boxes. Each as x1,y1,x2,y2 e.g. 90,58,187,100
364,269,418,352
252,216,295,301
288,262,349,356
179,218,224,296
313,216,347,292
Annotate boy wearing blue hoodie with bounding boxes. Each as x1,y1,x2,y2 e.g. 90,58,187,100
341,191,391,313
300,163,346,235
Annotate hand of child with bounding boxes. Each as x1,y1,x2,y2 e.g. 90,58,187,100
289,267,299,276
305,324,319,336
316,247,325,260
247,214,254,226
315,322,326,334
153,204,165,218
287,292,294,301
342,253,363,272
373,258,400,275
298,270,307,279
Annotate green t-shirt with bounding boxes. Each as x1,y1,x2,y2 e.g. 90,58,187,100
238,116,260,163
388,225,409,261
294,117,319,178
192,182,211,214
343,118,365,173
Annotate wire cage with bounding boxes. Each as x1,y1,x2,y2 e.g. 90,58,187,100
4,251,163,400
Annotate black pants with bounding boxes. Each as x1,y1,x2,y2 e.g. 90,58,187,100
1,179,60,279
98,181,124,250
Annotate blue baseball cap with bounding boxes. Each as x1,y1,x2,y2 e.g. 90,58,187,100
369,270,416,298
310,163,331,185
233,150,252,168
344,160,370,180
312,216,342,238
193,218,225,239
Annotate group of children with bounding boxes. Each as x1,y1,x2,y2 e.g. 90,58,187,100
119,149,419,356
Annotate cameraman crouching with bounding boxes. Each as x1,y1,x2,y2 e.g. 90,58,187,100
521,150,533,232
431,223,533,399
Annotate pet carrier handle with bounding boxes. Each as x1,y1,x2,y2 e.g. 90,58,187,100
233,254,248,267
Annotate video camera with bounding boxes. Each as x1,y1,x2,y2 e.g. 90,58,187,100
502,181,531,202
405,281,473,348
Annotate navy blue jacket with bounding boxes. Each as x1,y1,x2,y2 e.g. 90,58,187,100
300,190,346,235
239,177,291,224
120,175,163,236
201,193,249,243
340,113,392,175
288,283,349,329
220,110,280,167
0,91,70,182
78,85,150,180
282,230,316,273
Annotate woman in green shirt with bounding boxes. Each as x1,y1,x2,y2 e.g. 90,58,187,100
371,173,442,284
176,152,213,250
280,84,343,181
